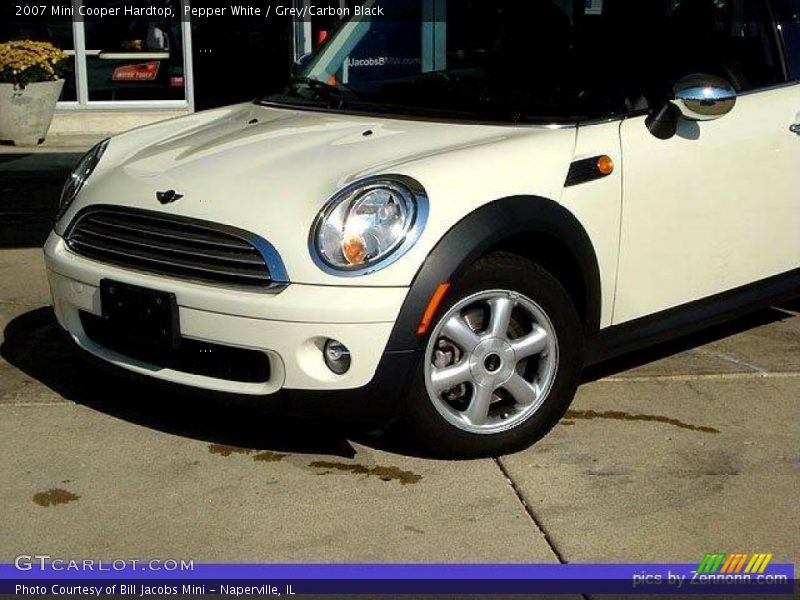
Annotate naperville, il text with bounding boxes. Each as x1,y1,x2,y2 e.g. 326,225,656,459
123,584,296,595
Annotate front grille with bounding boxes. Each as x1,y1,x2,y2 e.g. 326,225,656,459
80,312,271,384
66,207,274,287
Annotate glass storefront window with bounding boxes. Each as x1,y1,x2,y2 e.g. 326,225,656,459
1,0,190,107
3,0,350,110
83,0,185,101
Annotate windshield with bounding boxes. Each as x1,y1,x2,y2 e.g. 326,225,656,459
262,0,616,123
262,0,779,124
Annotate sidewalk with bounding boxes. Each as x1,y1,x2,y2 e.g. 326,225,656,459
1,121,798,571
0,134,105,155
0,108,186,154
0,246,798,566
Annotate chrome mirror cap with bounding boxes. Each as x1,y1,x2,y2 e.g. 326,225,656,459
672,74,737,121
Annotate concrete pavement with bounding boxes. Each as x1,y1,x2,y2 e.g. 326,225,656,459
0,248,798,568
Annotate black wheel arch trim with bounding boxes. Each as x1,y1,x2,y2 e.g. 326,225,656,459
386,195,602,352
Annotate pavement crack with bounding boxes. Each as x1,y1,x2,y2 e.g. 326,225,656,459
601,371,800,383
0,401,73,407
494,457,564,561
494,458,562,559
494,458,591,599
693,348,768,375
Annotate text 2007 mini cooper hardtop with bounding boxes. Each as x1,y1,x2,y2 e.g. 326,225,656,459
46,1,800,456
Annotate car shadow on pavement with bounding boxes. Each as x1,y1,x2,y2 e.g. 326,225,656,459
1,304,795,459
582,307,790,382
780,297,800,313
0,307,413,459
0,153,79,248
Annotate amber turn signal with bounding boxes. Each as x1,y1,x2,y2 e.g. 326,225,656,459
342,234,367,266
417,282,451,335
596,155,614,176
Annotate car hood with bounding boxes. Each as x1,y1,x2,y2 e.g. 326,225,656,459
64,103,576,286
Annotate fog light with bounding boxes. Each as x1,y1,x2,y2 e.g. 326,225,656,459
324,339,351,375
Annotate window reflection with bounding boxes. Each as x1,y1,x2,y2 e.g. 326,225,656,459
83,0,184,101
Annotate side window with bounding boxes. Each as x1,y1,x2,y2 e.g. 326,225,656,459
669,0,784,92
783,0,800,80
572,0,785,115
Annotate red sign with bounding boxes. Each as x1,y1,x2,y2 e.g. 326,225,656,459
112,62,160,82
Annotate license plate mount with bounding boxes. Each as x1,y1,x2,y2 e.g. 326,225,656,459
100,279,180,350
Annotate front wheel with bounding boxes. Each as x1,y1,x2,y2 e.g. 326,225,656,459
403,252,584,458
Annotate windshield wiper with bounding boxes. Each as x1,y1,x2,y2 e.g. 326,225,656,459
286,76,358,108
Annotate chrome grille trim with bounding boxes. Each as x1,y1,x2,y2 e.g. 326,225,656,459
75,224,266,266
65,206,289,289
86,215,253,251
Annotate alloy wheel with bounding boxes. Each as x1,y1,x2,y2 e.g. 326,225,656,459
423,290,559,435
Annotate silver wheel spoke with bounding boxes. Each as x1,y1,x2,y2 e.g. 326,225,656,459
510,325,549,359
488,297,514,338
503,374,541,407
464,385,494,426
424,289,559,435
430,361,472,394
442,315,481,353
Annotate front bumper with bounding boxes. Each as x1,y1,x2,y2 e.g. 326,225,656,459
44,232,410,398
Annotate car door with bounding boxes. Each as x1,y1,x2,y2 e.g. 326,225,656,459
612,0,800,325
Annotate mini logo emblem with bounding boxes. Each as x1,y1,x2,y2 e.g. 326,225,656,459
156,190,183,205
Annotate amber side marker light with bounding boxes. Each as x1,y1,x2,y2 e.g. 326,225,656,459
417,282,451,335
596,155,614,176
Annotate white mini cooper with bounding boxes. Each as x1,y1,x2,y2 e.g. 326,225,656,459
46,0,800,456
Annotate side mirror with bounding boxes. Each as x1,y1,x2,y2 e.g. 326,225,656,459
646,73,737,140
672,73,737,121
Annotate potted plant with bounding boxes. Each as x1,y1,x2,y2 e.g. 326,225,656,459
0,40,68,146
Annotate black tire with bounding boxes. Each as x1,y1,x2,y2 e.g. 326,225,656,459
403,252,584,458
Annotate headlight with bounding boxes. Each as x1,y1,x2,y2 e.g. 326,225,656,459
58,138,110,219
311,176,428,275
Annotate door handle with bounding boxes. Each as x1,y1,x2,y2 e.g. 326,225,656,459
791,123,800,135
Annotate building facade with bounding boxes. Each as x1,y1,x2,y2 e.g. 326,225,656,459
2,0,354,132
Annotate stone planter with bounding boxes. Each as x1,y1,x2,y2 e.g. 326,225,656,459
0,79,64,146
